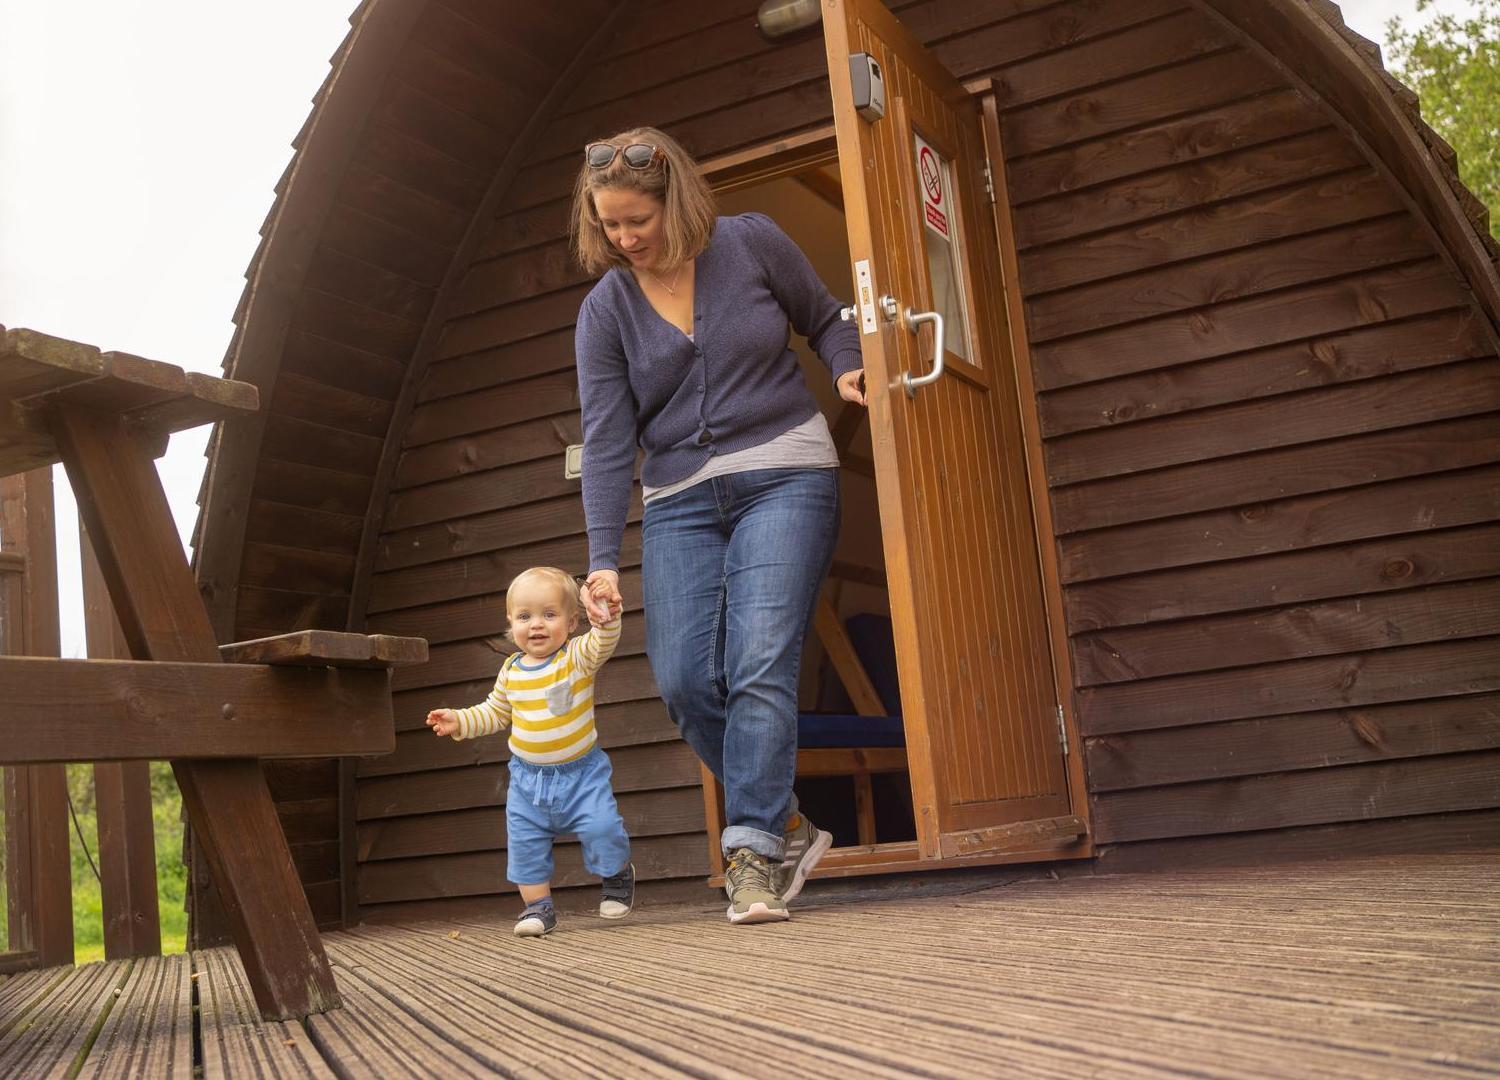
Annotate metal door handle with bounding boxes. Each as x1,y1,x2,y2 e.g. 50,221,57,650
901,308,945,397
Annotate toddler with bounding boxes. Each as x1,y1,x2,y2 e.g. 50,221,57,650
426,566,631,937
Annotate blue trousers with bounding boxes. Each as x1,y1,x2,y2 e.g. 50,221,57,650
643,467,839,859
505,748,630,886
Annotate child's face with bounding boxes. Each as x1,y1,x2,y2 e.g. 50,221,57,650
507,579,575,661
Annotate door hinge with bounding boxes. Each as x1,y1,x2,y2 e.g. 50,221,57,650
1056,705,1069,756
982,163,996,204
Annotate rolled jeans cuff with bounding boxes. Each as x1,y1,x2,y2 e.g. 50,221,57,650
722,825,784,861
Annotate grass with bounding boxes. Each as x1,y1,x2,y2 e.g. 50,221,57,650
2,763,187,963
65,762,188,964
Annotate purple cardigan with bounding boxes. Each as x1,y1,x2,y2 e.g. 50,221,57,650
576,212,863,572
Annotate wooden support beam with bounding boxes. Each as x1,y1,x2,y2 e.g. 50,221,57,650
812,595,886,717
938,815,1089,859
51,404,339,1019
82,521,161,959
0,657,395,762
796,747,910,778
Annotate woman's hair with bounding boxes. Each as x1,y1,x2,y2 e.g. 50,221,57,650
506,566,580,625
569,126,717,275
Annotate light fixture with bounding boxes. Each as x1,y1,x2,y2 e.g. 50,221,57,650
756,0,822,40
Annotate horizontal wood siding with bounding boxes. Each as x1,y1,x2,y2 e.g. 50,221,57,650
989,2,1500,851
356,0,1500,914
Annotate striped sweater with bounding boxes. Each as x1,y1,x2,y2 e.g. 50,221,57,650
448,617,622,765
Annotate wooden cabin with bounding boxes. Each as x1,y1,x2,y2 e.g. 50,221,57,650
189,0,1500,938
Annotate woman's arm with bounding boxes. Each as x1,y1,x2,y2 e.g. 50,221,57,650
576,293,640,575
742,213,863,385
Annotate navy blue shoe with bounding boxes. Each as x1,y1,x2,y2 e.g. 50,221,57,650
600,863,635,919
514,899,557,937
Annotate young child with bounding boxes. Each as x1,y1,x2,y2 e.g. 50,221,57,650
426,566,631,937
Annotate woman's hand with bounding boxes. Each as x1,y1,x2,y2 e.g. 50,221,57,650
582,569,621,625
836,369,867,406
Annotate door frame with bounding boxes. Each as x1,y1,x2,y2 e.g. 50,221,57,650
691,79,1092,883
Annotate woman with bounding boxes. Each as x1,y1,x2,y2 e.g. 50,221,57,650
571,127,866,925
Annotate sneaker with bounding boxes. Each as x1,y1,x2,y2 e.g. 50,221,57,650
599,863,635,919
514,899,556,937
724,848,789,925
776,812,833,902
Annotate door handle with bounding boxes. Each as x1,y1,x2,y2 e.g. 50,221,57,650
900,307,946,397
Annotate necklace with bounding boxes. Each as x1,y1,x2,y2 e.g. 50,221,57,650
648,263,683,296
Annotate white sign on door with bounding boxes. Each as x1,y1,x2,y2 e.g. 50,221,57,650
914,133,949,240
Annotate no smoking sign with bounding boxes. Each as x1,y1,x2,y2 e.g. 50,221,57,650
915,134,949,240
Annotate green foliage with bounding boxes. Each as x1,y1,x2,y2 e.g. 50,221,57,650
65,763,188,964
1388,0,1500,239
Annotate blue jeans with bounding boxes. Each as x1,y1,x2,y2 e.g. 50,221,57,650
643,468,839,859
506,748,631,886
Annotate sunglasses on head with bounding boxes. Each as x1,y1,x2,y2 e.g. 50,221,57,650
585,142,665,170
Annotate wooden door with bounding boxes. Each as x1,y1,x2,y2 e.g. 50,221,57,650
824,0,1081,859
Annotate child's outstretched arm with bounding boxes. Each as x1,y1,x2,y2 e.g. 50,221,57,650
426,671,512,740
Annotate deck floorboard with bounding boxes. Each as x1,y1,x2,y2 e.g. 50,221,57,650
0,853,1495,1076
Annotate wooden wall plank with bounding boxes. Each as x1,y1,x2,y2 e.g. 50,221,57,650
1087,692,1500,791
1039,308,1484,438
1000,47,1279,157
1074,576,1500,686
356,741,701,820
1092,808,1500,873
1007,87,1322,204
1032,259,1463,390
356,832,706,904
1019,167,1400,295
1092,749,1500,843
416,327,575,403
357,786,705,862
1059,460,1500,583
1066,521,1500,633
1077,636,1500,737
1048,355,1498,487
1016,128,1357,250
1026,213,1426,343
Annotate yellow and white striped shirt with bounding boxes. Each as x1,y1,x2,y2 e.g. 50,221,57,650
449,617,621,765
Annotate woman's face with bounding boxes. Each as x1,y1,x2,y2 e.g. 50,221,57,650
593,187,667,271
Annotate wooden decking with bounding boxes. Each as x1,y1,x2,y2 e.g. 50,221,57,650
2,853,1496,1077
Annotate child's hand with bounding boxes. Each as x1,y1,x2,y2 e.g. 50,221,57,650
585,577,621,626
426,708,459,737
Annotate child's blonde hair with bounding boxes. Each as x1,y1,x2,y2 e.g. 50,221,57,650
506,567,581,625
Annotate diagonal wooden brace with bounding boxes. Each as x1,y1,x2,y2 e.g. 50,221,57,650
50,403,340,1019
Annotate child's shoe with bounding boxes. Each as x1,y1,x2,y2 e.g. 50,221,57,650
776,811,833,901
599,862,635,919
725,848,789,925
514,899,556,937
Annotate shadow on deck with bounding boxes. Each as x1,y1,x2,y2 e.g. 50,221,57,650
1,853,1496,1077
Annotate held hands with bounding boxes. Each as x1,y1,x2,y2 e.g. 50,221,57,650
836,369,867,406
581,570,622,627
426,708,460,737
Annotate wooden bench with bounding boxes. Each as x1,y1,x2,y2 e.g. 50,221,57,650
0,327,424,1019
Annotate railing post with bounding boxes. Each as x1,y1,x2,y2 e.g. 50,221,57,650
82,520,162,959
1,468,73,967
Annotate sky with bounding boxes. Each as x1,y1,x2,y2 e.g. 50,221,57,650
0,0,1479,657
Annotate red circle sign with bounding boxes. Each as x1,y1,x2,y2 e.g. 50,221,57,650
918,145,942,205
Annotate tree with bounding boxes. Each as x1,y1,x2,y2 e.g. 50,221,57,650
1387,0,1500,240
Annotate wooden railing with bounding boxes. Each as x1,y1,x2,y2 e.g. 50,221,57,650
0,468,73,973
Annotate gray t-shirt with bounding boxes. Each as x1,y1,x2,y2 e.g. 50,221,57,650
642,408,839,504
